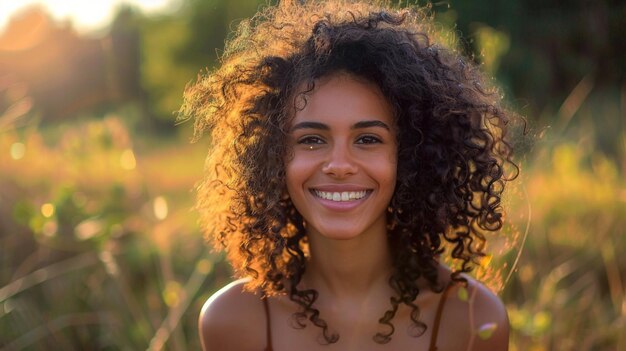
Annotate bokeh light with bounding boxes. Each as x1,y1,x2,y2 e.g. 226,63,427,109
120,149,137,170
10,142,25,160
153,196,168,220
40,203,55,218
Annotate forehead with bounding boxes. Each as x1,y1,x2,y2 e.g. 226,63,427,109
290,73,394,127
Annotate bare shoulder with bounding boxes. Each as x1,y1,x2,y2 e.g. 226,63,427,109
439,275,510,351
198,278,267,351
465,277,509,350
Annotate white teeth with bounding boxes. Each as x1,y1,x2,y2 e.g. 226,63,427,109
313,190,368,202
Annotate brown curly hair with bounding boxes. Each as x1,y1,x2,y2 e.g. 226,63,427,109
179,0,518,344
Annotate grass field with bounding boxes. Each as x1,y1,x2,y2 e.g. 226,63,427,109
1,110,624,350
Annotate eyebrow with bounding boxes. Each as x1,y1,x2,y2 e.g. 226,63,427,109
290,120,390,132
351,120,390,131
290,121,329,131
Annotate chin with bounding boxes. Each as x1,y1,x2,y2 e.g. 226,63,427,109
306,218,384,242
316,230,362,241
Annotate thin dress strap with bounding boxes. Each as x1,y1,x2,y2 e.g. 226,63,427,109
428,282,455,351
262,297,273,351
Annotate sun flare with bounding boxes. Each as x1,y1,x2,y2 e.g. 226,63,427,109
0,0,178,34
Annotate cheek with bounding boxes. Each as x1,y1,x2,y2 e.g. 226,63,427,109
284,165,308,217
285,166,295,195
382,149,398,177
381,154,398,194
284,148,297,187
383,171,397,195
284,157,305,196
285,149,316,179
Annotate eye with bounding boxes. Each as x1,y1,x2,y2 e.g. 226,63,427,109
297,135,325,145
355,135,382,144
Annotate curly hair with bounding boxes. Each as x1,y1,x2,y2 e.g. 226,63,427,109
179,0,518,344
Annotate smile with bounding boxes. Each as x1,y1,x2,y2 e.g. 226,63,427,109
311,189,370,202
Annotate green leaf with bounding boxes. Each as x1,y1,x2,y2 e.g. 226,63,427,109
457,286,469,301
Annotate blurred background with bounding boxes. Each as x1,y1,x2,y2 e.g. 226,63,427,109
0,0,624,350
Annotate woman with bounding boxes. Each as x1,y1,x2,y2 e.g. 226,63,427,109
180,1,517,350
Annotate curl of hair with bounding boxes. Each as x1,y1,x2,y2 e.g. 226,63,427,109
179,0,518,344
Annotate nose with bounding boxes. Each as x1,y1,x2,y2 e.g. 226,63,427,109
322,142,358,178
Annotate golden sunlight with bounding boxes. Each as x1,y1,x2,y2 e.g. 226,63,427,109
0,0,179,35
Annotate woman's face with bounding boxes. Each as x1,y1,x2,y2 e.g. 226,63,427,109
285,73,397,241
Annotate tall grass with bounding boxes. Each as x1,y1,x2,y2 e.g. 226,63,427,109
1,103,624,350
0,115,230,350
501,87,626,350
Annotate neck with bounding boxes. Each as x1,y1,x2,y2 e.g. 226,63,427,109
303,223,394,300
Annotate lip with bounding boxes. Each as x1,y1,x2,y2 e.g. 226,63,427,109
308,186,373,212
310,184,372,192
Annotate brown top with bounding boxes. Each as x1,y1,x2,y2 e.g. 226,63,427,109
261,282,455,351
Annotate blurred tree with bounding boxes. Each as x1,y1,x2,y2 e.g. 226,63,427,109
443,0,625,116
109,7,143,107
128,0,626,128
135,0,267,131
0,8,124,122
136,11,196,131
180,0,270,68
2,0,623,138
